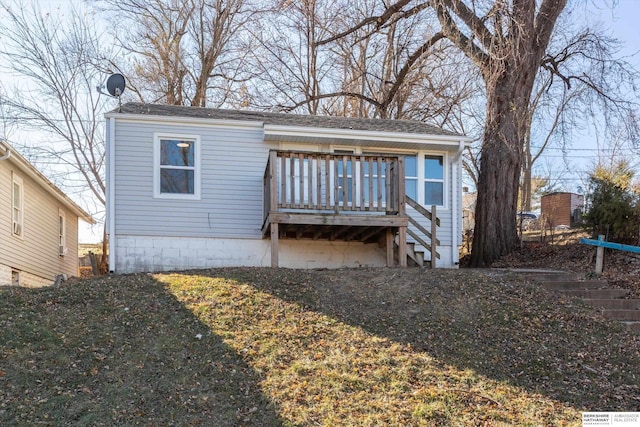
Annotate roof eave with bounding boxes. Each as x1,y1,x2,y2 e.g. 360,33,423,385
264,124,472,147
0,141,96,224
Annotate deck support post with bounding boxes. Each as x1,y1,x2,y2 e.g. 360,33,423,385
398,226,407,267
386,228,394,267
271,222,279,268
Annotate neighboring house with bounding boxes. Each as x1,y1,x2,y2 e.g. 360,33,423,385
106,103,471,273
0,141,95,287
461,190,476,233
541,192,584,228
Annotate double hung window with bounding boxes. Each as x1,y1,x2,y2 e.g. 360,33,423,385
12,174,23,238
405,156,418,201
154,134,201,199
403,153,445,207
58,209,66,256
423,155,444,206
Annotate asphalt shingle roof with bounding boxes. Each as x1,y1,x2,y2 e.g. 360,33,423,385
115,102,462,137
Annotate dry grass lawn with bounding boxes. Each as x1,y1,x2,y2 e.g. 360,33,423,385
1,267,639,426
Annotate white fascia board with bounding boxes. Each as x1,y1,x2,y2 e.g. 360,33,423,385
104,112,264,131
1,141,95,224
264,124,472,147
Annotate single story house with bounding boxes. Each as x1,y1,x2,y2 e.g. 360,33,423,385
0,140,95,287
105,103,471,272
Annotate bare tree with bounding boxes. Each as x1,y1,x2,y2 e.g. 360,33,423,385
319,0,639,266
249,0,478,128
245,0,340,114
0,1,115,267
99,0,254,107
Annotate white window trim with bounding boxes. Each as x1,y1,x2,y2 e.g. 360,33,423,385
419,151,448,210
12,173,24,239
58,209,67,257
153,133,201,200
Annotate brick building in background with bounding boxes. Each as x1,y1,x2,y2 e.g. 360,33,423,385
541,192,584,228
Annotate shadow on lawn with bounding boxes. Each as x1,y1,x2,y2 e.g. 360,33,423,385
218,267,640,412
0,275,283,426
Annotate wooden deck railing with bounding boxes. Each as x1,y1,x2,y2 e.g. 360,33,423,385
264,150,405,220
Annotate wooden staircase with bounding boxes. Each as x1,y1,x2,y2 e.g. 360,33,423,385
394,197,440,268
395,238,427,267
531,272,640,333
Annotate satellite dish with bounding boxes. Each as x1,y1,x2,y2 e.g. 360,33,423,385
106,73,126,97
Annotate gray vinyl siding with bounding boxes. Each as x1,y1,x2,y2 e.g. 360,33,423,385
112,118,461,255
113,120,273,238
406,158,455,257
0,161,79,281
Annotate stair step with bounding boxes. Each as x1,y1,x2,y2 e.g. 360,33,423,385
584,299,640,310
530,273,583,282
602,310,640,321
557,289,631,299
622,322,640,333
394,236,426,268
541,280,608,291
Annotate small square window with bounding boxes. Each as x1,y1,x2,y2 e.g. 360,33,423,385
154,134,201,199
12,270,20,286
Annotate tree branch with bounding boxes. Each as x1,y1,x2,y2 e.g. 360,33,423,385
315,0,414,46
381,32,445,111
439,0,495,52
433,1,490,68
279,92,383,113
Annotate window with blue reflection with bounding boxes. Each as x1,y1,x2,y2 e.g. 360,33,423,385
424,182,443,205
424,155,443,180
424,155,444,206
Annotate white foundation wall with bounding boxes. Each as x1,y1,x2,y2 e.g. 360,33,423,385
0,263,53,287
115,235,388,273
0,264,10,286
431,247,454,269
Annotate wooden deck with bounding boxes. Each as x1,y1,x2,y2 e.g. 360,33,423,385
262,150,409,267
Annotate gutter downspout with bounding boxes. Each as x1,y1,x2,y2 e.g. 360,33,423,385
108,117,116,273
451,140,465,267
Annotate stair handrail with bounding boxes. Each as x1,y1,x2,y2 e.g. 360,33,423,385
405,196,440,265
406,197,440,226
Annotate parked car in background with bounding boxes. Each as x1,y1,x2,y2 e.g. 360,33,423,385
517,212,538,231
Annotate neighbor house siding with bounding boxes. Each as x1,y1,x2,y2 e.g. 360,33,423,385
113,119,273,239
0,161,79,284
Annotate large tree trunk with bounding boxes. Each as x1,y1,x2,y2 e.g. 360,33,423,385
469,77,525,267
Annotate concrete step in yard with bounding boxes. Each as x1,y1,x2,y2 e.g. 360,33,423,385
541,280,609,291
533,273,639,333
584,299,640,310
622,322,640,333
601,310,640,322
530,273,583,282
556,288,631,299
